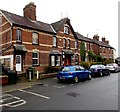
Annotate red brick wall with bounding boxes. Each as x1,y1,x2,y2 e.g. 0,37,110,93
1,13,114,73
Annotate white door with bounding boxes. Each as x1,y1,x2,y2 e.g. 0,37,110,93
16,55,22,71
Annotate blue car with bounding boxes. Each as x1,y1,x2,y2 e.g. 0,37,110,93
57,65,92,83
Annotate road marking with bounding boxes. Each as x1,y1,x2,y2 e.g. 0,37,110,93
53,85,65,88
0,99,26,108
18,89,50,99
0,93,26,108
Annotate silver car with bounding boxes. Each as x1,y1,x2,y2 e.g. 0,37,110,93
106,63,120,73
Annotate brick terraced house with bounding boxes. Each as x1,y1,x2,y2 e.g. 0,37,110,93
0,2,115,73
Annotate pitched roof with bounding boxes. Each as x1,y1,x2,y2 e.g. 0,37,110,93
75,32,114,49
51,18,68,33
75,32,93,42
1,9,56,34
51,17,77,38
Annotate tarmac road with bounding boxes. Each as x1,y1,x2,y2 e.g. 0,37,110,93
2,73,118,111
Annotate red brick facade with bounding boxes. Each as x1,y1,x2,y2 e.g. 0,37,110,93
0,2,115,73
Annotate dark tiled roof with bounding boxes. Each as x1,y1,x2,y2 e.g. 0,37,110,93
75,32,93,43
51,18,77,38
51,18,68,32
76,32,114,49
1,10,56,34
98,41,114,49
92,39,114,49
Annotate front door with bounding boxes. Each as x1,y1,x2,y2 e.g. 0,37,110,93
16,55,22,71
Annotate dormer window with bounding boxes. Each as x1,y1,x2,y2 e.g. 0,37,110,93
64,26,69,34
16,29,22,42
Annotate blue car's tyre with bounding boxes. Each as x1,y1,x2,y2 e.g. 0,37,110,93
74,76,79,83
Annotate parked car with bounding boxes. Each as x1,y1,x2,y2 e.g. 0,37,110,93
106,63,120,73
57,65,91,83
89,64,110,77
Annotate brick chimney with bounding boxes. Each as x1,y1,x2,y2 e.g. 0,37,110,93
106,40,109,44
102,37,106,42
93,34,99,41
23,2,36,21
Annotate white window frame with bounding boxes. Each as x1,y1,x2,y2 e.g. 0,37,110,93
56,56,60,66
68,39,70,49
16,29,22,42
32,32,39,44
63,38,66,48
75,41,78,49
64,26,69,34
53,36,57,47
32,52,39,66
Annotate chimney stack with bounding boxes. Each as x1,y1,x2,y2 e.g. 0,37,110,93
106,40,109,45
23,2,36,21
102,37,106,42
93,34,99,41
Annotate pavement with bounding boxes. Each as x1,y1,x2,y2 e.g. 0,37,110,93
1,72,57,93
1,77,44,93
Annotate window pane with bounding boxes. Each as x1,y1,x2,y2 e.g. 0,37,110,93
56,56,60,66
33,53,38,58
68,39,70,48
33,59,38,65
51,56,55,66
32,52,39,65
63,38,66,48
75,54,79,65
53,36,56,46
64,26,69,34
75,41,78,49
16,29,22,42
32,33,38,44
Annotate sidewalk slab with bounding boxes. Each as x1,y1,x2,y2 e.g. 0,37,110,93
1,79,43,93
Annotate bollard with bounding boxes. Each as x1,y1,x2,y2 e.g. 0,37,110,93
37,71,39,79
29,71,31,81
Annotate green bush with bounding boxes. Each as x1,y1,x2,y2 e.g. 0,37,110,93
80,62,90,69
90,62,97,66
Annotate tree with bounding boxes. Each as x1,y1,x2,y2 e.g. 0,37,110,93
80,42,86,61
88,50,95,62
96,55,104,62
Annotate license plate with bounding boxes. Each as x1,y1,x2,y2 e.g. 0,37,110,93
60,77,65,79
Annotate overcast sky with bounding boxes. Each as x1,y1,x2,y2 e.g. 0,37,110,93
0,0,119,57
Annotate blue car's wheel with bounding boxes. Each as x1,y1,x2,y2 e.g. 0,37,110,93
74,76,79,83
